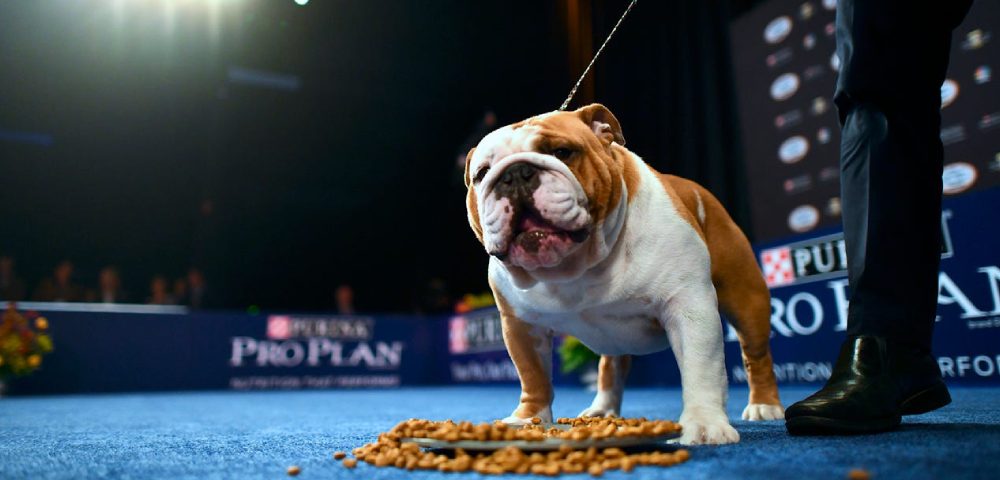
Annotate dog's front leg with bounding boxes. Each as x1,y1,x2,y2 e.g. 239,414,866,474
497,299,554,425
664,291,740,445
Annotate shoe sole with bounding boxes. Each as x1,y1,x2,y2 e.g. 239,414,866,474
900,382,951,415
786,414,901,435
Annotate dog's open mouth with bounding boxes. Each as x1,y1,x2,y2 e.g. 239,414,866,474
513,209,588,252
504,207,589,269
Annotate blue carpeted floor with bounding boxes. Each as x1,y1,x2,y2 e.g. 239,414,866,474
1,386,999,479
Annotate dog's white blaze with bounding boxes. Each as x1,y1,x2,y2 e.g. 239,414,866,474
468,124,542,182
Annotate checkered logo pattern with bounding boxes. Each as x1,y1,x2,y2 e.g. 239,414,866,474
760,247,795,287
449,317,469,354
266,315,292,339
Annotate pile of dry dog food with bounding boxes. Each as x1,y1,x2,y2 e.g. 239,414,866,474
330,416,689,476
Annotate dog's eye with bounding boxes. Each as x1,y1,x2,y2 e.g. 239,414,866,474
473,166,490,184
551,147,574,161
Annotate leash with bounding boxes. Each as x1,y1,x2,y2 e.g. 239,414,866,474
558,0,639,111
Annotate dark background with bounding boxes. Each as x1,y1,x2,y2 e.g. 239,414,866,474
732,0,1000,241
0,0,764,312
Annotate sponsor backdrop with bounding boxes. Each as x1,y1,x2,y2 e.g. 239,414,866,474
732,0,1000,242
6,311,446,395
737,187,1000,387
10,186,999,398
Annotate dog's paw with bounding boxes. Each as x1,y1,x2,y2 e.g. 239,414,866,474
678,409,740,445
578,405,619,418
741,403,784,421
501,405,552,425
579,391,621,418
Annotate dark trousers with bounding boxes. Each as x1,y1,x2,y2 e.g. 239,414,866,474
835,0,972,351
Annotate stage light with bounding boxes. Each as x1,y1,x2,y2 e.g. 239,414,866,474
295,0,309,5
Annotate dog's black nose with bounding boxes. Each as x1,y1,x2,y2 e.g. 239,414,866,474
500,163,537,185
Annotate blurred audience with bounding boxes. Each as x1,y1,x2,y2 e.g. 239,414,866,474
0,255,27,301
87,266,128,303
33,260,84,302
182,268,209,309
335,284,355,315
147,275,175,305
172,278,188,305
415,277,452,314
4,258,449,315
4,257,224,309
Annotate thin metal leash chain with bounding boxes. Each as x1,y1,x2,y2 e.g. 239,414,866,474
558,0,639,111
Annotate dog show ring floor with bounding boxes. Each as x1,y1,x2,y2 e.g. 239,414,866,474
2,385,998,479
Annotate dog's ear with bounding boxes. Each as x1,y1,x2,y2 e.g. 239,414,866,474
575,103,625,146
463,147,476,188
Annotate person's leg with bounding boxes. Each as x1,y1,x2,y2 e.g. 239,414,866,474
785,0,971,435
838,0,968,351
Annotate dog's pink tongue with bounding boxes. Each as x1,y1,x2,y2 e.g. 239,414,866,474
518,212,557,232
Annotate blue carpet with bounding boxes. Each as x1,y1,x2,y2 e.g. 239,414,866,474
1,386,999,479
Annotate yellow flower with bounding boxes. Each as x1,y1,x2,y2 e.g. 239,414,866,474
35,317,49,330
36,334,53,353
27,354,41,368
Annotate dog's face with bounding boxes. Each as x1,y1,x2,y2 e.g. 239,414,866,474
465,104,630,281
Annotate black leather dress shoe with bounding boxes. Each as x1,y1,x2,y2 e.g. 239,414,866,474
785,335,951,435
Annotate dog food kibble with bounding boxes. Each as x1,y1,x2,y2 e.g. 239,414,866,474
342,417,688,474
333,451,347,460
848,468,871,480
286,465,301,476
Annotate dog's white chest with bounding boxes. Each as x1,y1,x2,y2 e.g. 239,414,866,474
518,296,670,356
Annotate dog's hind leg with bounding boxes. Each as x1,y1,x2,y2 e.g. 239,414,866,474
580,355,631,418
670,178,784,421
713,246,784,420
720,281,784,421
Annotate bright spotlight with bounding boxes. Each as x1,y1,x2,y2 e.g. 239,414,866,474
294,0,309,5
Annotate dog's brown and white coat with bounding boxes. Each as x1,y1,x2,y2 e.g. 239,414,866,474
464,104,783,445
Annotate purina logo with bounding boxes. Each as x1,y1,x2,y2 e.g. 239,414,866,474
761,234,847,288
761,212,956,288
449,309,506,354
266,315,373,340
232,316,399,368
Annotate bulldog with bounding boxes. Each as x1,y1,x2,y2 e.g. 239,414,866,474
463,104,784,445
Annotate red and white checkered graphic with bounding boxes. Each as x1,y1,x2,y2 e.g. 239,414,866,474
760,247,795,287
266,315,292,339
449,316,469,354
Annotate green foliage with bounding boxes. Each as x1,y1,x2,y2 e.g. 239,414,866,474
36,334,53,353
558,336,599,374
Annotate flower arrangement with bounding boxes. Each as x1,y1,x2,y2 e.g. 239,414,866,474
0,304,53,378
453,292,497,314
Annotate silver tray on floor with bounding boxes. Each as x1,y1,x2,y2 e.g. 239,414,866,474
400,424,681,452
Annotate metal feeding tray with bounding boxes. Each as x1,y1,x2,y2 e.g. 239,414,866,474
399,424,681,452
